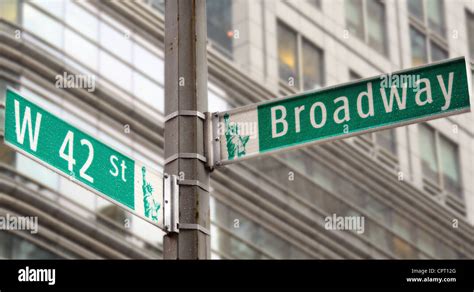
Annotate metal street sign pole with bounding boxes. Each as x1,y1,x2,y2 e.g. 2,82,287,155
210,57,472,167
163,0,210,259
4,88,177,232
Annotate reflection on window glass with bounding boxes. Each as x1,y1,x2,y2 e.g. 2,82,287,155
278,22,299,86
345,0,364,39
23,5,64,49
427,0,445,36
410,26,427,66
419,124,438,182
302,40,323,91
439,137,462,198
430,41,448,62
207,0,233,56
367,0,386,55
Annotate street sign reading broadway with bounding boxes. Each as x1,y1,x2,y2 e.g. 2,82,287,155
212,57,471,166
4,89,178,231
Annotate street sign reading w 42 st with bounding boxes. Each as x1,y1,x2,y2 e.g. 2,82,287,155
4,89,178,232
211,57,472,166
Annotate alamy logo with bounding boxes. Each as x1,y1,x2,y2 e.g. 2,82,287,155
141,166,161,223
0,214,38,234
55,72,96,92
223,113,251,160
18,266,55,286
324,213,365,234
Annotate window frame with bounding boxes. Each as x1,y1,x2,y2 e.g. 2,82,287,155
419,124,463,199
408,0,448,64
277,20,325,91
345,0,389,56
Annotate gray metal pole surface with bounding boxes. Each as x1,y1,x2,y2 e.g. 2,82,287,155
163,0,211,259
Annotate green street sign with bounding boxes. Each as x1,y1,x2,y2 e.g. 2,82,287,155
4,89,178,231
212,57,471,166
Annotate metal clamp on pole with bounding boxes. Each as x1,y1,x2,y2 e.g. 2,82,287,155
163,174,179,233
164,110,206,122
204,112,215,170
205,112,222,169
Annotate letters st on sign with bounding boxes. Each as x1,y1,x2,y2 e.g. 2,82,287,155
3,89,179,232
209,57,472,167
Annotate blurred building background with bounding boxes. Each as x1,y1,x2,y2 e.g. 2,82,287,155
0,0,473,259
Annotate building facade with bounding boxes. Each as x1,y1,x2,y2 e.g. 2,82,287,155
0,0,473,259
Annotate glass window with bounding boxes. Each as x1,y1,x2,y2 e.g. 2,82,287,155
16,154,59,190
408,0,423,21
345,0,364,40
419,124,439,182
0,231,11,258
133,44,164,84
430,41,448,62
99,51,132,91
65,29,99,70
410,26,427,66
416,228,436,256
345,0,387,55
302,40,323,90
392,213,415,241
14,239,60,259
59,176,96,211
207,0,233,56
467,10,474,61
277,22,299,86
65,1,99,41
439,137,462,198
150,0,165,13
419,124,462,198
376,129,397,155
99,21,132,62
392,237,416,259
208,90,231,112
427,0,445,36
31,0,64,19
133,72,164,112
23,5,64,49
367,0,387,55
0,232,61,259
